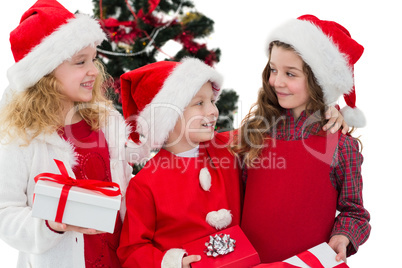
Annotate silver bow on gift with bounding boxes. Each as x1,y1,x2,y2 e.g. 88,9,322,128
205,233,236,257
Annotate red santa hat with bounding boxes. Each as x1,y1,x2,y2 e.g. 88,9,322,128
6,0,106,92
121,58,223,163
266,14,366,127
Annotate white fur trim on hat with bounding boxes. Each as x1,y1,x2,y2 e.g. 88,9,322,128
266,19,353,104
206,209,232,230
7,14,106,92
137,58,223,151
161,248,187,268
340,106,366,128
199,167,211,191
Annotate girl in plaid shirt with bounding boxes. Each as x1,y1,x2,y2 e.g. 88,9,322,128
233,15,370,264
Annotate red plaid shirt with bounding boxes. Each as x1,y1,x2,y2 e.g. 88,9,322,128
244,109,371,256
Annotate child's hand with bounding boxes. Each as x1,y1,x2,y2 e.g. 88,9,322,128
328,234,350,262
182,255,201,268
47,220,104,235
323,106,349,134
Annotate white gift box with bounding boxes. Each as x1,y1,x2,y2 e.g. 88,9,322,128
32,180,121,233
283,242,348,268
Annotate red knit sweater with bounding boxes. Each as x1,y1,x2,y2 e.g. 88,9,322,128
62,120,122,268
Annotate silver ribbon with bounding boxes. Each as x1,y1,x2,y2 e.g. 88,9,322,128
205,233,236,257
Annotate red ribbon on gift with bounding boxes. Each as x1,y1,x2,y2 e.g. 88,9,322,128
34,159,121,223
296,250,324,267
255,250,349,268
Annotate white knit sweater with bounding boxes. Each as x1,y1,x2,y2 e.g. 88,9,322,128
0,110,133,267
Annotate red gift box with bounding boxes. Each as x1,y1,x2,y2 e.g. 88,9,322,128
254,242,349,268
183,225,261,268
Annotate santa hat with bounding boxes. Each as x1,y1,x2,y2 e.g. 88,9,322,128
6,0,106,93
121,58,223,162
266,14,366,127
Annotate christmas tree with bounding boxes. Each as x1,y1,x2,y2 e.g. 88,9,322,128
91,0,238,131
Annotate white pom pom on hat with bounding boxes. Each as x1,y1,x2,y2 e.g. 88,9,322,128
266,14,366,127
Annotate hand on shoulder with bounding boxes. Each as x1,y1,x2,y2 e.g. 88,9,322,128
323,106,349,135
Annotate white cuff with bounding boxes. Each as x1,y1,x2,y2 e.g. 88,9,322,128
161,248,187,268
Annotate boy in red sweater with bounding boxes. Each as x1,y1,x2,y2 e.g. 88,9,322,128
117,58,242,267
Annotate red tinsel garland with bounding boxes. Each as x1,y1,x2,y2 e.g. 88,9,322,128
97,0,218,65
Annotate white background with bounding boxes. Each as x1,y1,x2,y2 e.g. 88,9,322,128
1,0,401,267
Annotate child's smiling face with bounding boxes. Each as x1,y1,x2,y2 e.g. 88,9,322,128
54,46,98,112
269,45,310,118
165,82,219,153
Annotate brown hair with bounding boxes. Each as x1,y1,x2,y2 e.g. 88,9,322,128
231,41,328,167
0,60,114,145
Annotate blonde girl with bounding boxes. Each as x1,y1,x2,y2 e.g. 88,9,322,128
0,0,132,267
